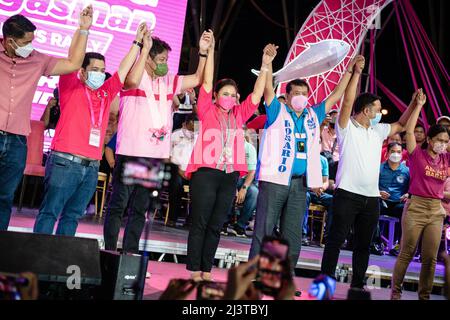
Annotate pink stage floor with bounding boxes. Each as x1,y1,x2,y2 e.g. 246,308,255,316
7,208,447,300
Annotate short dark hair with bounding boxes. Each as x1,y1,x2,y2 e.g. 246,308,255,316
286,79,310,94
105,72,112,81
82,52,105,69
2,14,36,39
387,142,403,152
422,124,449,149
353,92,381,114
214,78,239,94
149,37,171,59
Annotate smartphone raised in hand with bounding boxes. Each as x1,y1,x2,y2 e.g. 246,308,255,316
255,236,290,296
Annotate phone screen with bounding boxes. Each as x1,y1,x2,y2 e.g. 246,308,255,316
197,281,226,300
256,237,289,296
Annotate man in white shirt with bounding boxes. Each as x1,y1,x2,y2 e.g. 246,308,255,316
167,114,197,226
320,56,418,291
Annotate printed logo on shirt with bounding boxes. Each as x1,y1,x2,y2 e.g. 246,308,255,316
424,165,446,181
307,118,316,130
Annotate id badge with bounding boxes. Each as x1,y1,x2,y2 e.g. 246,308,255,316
89,127,101,147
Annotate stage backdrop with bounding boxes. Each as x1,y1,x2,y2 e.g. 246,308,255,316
0,0,188,147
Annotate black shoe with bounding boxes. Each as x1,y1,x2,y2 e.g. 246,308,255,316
227,225,247,238
370,243,385,256
302,238,310,246
220,225,228,236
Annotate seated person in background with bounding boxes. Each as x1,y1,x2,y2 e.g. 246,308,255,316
380,133,408,163
379,142,410,217
225,129,259,238
414,124,426,147
320,109,339,165
104,132,117,171
246,95,287,133
167,114,197,227
302,155,333,245
172,89,197,131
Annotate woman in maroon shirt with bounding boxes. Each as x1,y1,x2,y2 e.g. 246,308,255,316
391,89,450,300
185,33,278,281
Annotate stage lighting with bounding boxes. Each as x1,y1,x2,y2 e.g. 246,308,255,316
381,109,388,115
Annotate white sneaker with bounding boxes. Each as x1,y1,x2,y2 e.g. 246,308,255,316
146,272,151,279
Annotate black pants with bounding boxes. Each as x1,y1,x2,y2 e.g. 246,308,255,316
186,168,239,272
103,155,152,253
167,164,189,223
321,189,380,288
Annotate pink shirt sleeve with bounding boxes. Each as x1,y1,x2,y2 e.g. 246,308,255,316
196,85,214,120
236,93,258,123
173,75,184,95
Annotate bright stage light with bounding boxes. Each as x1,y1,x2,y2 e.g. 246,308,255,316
381,109,389,115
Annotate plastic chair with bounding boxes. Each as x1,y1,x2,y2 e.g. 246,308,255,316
18,121,45,212
95,172,108,217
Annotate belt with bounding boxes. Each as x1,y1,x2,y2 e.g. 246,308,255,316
0,130,13,136
291,175,305,180
52,151,99,167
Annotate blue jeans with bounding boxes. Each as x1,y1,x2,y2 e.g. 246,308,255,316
303,191,334,237
34,153,99,236
0,133,27,231
235,179,258,229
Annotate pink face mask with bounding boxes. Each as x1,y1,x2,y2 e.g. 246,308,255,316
290,94,308,113
218,96,236,111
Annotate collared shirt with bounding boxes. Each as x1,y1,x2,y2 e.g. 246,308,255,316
106,133,117,153
245,141,257,172
379,161,410,201
321,126,339,162
0,39,58,136
51,72,123,160
265,98,326,176
335,118,391,197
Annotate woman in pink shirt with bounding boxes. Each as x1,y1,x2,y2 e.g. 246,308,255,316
185,35,278,281
391,89,450,300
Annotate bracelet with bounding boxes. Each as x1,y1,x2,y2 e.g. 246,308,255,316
133,40,143,49
79,29,89,36
199,52,208,58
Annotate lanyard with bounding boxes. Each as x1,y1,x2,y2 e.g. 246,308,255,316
84,87,106,128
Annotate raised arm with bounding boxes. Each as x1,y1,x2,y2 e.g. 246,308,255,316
338,55,365,129
50,5,93,76
264,52,276,106
201,31,215,93
123,25,153,90
118,23,150,84
180,30,213,92
252,44,278,105
325,56,359,112
404,89,426,154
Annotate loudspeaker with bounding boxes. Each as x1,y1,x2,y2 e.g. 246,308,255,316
0,231,101,299
98,250,148,300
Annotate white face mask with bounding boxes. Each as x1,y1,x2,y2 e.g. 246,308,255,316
432,142,448,155
12,39,34,58
389,153,402,163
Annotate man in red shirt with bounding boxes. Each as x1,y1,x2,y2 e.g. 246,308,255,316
0,6,95,231
33,24,152,236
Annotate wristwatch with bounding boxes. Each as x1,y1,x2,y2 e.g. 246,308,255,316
133,40,143,48
242,185,248,190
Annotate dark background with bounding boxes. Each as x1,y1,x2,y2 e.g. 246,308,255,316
178,0,448,123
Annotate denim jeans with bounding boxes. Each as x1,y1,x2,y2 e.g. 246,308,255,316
303,191,334,237
249,178,307,269
0,133,27,231
229,178,259,229
33,153,99,236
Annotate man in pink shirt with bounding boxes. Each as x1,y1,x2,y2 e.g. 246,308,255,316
33,24,152,236
103,31,214,253
0,7,95,231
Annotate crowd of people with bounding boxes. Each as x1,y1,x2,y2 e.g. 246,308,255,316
0,6,449,301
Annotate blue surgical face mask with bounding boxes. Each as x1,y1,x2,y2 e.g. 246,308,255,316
86,71,106,90
370,113,382,126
